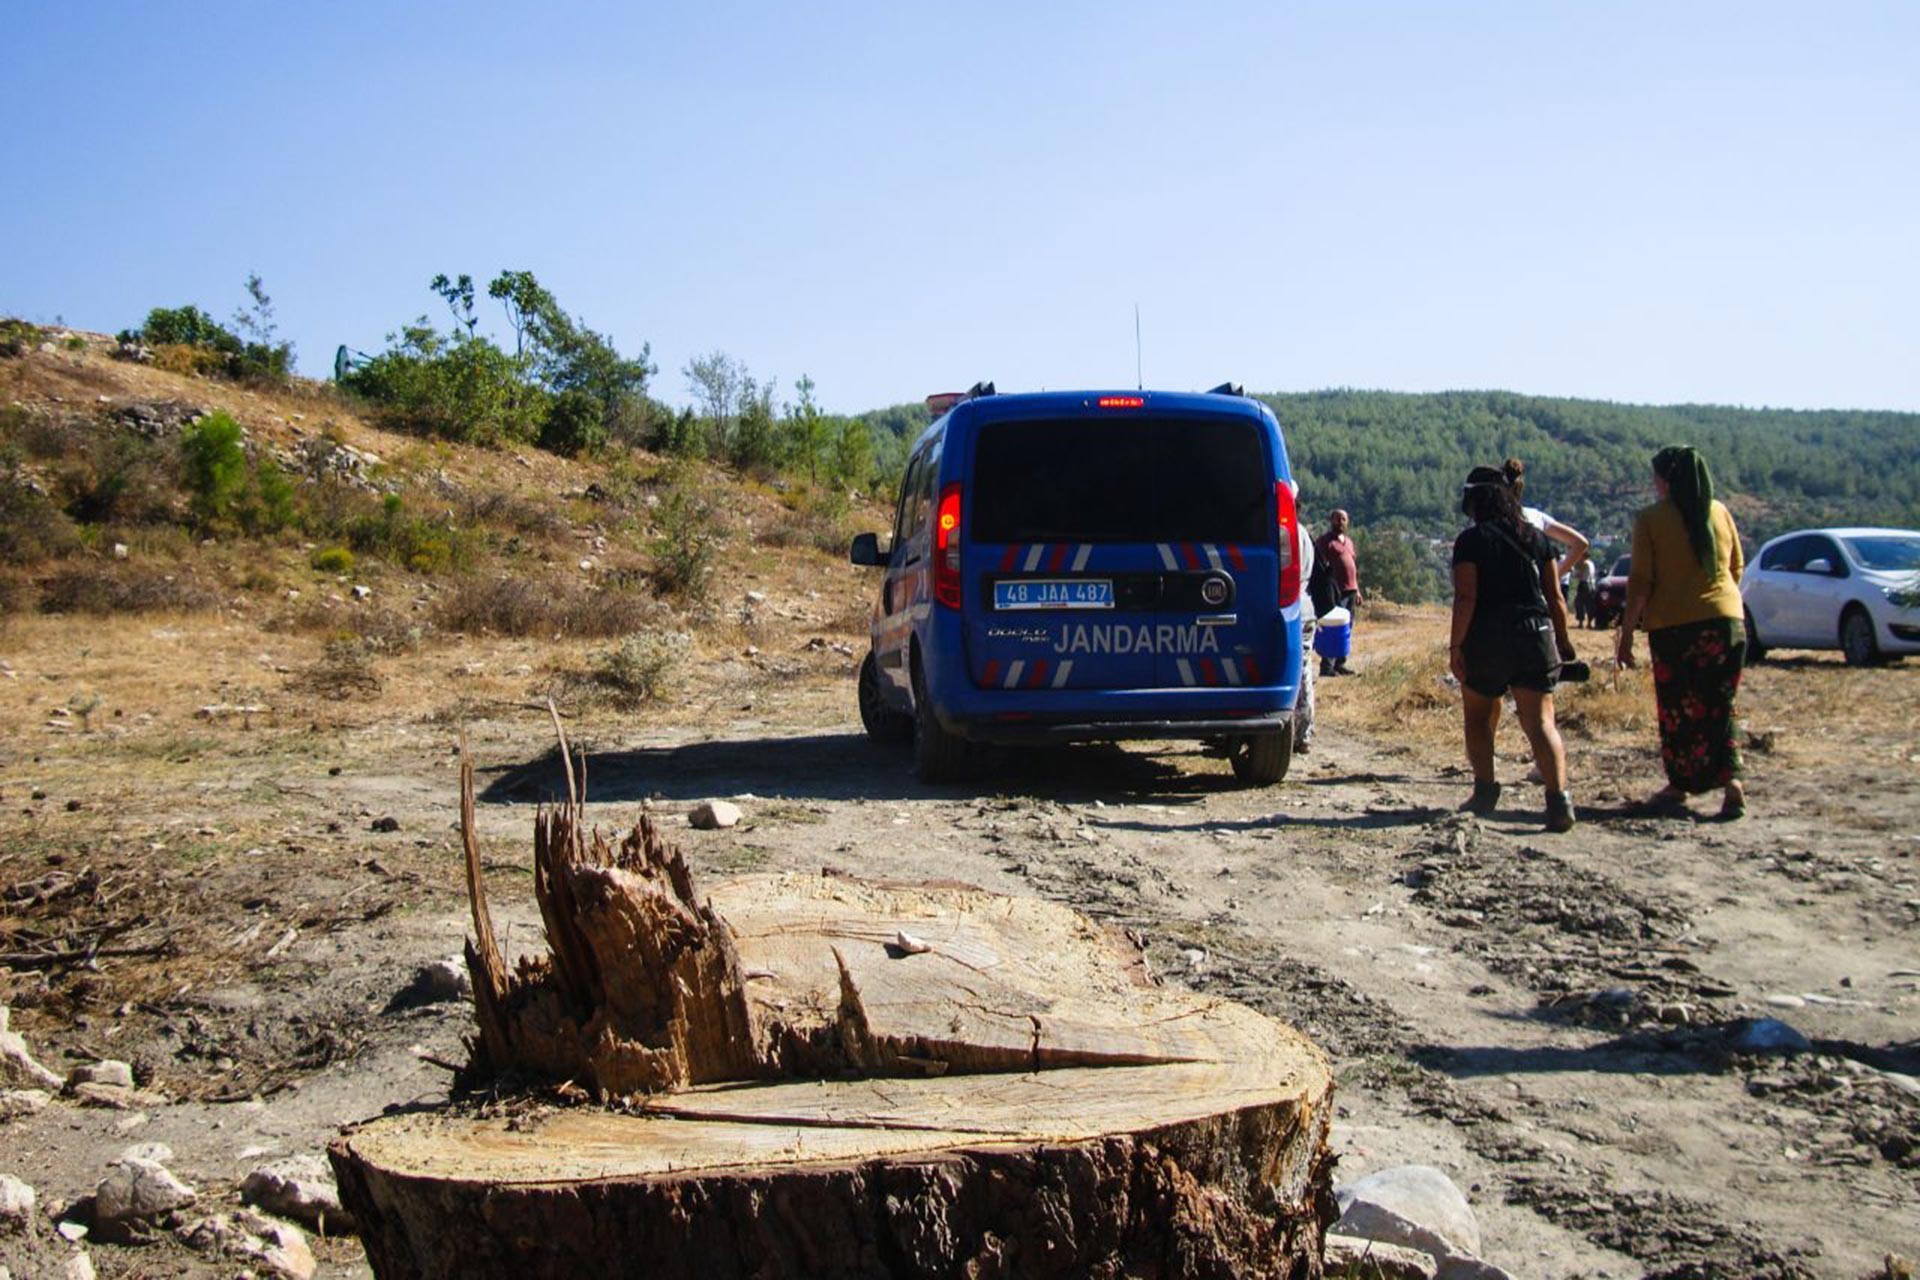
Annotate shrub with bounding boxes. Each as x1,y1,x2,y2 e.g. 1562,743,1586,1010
0,318,45,358
586,631,689,706
289,635,384,698
341,493,469,573
0,481,82,564
650,462,719,603
539,388,607,457
58,433,181,527
432,574,654,638
761,486,855,555
38,564,222,615
124,301,292,384
343,326,545,447
311,546,354,574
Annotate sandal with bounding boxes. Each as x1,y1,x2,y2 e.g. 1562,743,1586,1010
1717,785,1747,822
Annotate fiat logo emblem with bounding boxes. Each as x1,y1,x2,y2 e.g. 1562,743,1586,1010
1200,576,1231,607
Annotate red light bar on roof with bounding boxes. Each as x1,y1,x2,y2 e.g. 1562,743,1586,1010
1097,396,1145,409
926,392,963,414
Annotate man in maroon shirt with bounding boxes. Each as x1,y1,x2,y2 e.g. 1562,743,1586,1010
1314,509,1363,675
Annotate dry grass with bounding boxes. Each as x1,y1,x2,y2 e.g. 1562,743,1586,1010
37,562,223,615
1334,606,1660,758
431,573,662,639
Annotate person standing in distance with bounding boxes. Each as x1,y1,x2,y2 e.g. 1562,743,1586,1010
1314,509,1362,676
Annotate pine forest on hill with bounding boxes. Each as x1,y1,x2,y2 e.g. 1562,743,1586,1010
1259,389,1920,548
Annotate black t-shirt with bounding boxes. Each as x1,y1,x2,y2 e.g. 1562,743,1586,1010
1452,522,1552,623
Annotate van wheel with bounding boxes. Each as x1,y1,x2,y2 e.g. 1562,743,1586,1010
1229,733,1292,786
912,660,972,783
1743,610,1767,665
858,654,912,744
1841,606,1880,667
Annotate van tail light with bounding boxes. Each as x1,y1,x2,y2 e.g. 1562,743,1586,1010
934,483,963,609
1275,481,1300,607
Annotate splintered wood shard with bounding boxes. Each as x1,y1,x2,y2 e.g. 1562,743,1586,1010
459,730,762,1096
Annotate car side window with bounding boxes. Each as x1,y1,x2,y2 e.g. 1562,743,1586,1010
1808,535,1849,577
1761,535,1812,572
891,453,924,559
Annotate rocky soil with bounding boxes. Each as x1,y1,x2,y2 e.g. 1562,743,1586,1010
2,612,1917,1279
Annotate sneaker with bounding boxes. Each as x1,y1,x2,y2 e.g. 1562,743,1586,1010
1333,661,1354,676
1320,659,1335,677
1459,781,1501,816
1545,790,1576,833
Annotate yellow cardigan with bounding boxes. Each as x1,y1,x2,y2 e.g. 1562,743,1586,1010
1626,499,1745,631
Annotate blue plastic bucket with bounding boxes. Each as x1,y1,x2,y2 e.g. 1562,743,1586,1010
1313,607,1352,660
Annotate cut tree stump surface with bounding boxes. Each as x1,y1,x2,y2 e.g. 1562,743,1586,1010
335,855,1335,1278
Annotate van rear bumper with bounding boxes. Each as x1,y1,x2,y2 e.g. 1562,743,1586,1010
945,711,1294,744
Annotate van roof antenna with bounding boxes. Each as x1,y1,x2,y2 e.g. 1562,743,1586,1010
1134,303,1143,391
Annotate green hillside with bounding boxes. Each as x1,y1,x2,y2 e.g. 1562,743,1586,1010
1261,389,1920,549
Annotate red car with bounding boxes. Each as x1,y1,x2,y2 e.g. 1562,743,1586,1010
1592,555,1631,627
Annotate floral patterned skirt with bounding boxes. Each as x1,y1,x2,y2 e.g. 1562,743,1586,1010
1649,617,1746,793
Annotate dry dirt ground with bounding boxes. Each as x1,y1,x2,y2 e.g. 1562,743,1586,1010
2,583,1917,1277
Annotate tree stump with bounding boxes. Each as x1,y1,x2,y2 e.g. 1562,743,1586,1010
331,740,1335,1278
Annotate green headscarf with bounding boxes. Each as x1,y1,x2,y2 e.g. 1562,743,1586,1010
1653,444,1717,573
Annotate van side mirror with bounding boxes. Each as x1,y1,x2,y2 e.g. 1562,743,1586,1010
849,532,889,567
1803,557,1833,575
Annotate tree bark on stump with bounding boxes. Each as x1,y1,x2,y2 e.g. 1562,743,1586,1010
331,742,1336,1278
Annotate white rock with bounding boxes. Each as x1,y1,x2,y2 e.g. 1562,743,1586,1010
1325,1232,1438,1279
241,1154,353,1233
0,1173,36,1231
1437,1255,1518,1280
119,1141,173,1165
745,590,769,604
56,1220,87,1242
62,1254,95,1280
351,584,373,600
1335,1164,1482,1262
66,1060,134,1090
111,543,128,560
0,1089,51,1120
688,800,742,830
0,1010,63,1090
93,1157,196,1238
181,1209,317,1279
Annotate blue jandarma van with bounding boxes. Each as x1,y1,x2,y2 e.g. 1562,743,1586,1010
849,383,1305,784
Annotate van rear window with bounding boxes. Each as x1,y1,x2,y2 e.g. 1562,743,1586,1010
971,417,1269,544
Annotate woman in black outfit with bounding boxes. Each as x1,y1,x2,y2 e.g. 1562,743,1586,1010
1449,465,1578,832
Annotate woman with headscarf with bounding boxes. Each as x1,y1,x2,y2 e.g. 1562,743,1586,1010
1450,465,1577,832
1615,445,1748,819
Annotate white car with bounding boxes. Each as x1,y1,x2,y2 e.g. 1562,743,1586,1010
1740,527,1920,665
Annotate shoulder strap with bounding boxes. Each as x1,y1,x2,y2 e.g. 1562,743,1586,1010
1484,523,1550,612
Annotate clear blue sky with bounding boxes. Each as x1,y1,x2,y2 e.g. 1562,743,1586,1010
4,2,1916,413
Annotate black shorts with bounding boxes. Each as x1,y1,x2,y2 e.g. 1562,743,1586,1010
1463,613,1559,698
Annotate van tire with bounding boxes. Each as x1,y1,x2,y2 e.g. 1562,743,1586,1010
912,659,972,783
858,654,913,744
1229,732,1292,786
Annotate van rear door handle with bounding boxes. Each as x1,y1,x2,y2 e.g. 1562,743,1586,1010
1195,614,1237,627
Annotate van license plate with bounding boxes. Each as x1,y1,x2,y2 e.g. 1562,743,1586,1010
994,579,1114,610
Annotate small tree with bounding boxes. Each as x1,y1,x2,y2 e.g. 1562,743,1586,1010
179,412,249,529
684,351,742,458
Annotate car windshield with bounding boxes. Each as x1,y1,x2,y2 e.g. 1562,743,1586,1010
1610,557,1630,577
1842,535,1920,572
971,415,1269,544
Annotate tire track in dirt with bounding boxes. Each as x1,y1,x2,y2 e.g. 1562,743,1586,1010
969,743,1856,1277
